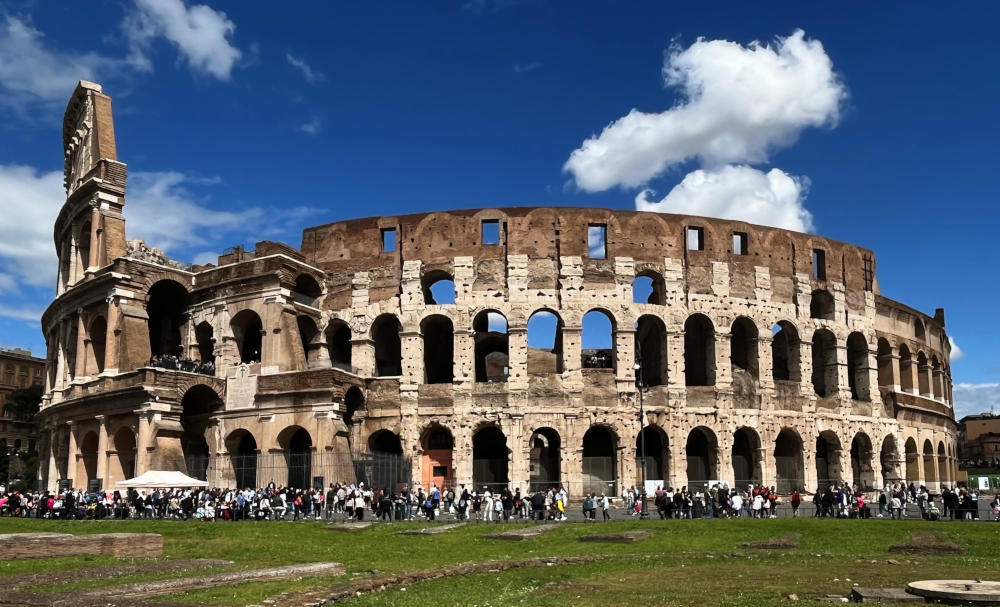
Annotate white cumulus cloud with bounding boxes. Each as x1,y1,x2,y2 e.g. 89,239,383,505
125,0,243,80
286,52,325,84
635,165,814,232
0,16,125,110
948,336,964,360
565,29,846,192
953,383,1000,420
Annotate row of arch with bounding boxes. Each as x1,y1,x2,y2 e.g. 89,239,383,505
876,338,952,403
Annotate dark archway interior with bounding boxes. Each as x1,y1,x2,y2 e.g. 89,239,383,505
635,316,667,387
228,430,258,489
343,386,365,426
847,332,870,401
730,317,759,378
370,430,404,455
684,315,715,386
731,428,760,485
772,322,799,381
636,426,668,483
326,321,352,370
685,428,716,487
810,289,835,320
148,280,189,357
811,330,837,397
530,428,561,490
284,427,313,490
774,430,803,493
231,310,263,364
195,321,214,363
90,316,107,373
180,385,222,480
372,315,402,376
422,315,454,384
472,426,509,487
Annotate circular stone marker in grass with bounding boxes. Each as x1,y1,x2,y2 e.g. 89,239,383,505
906,580,1000,604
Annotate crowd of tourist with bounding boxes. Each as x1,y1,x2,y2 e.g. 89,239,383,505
0,481,996,522
147,354,215,376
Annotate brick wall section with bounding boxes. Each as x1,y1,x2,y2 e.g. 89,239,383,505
0,532,163,560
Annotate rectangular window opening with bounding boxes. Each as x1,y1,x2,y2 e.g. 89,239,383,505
862,254,874,292
733,232,748,256
813,249,826,281
588,224,607,259
481,219,500,245
687,226,705,251
381,228,396,253
432,466,448,477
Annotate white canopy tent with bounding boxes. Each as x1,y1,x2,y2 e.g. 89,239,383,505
115,470,209,489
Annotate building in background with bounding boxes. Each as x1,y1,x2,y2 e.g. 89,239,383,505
0,347,44,454
957,413,1000,465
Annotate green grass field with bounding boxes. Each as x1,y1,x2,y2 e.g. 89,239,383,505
1,517,998,606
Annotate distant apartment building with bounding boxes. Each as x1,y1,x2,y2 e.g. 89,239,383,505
0,347,45,453
957,413,1000,464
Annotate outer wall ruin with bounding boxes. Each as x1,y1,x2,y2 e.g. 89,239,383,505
37,82,957,496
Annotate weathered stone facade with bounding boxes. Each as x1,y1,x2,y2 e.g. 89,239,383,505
37,82,957,495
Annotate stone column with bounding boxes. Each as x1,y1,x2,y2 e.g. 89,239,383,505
95,415,109,489
66,421,79,489
136,407,153,476
353,337,376,377
799,338,814,397
755,447,769,488
666,330,685,390
452,328,474,388
757,335,775,392
104,298,120,374
617,326,636,386
562,325,583,388
904,356,919,394
714,332,732,390
87,204,101,272
885,353,901,391
508,414,525,491
400,329,422,388
46,430,59,491
918,363,932,398
803,443,818,493
74,313,88,380
507,324,527,390
834,344,851,401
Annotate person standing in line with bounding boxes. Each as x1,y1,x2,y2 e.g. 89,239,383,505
601,493,611,521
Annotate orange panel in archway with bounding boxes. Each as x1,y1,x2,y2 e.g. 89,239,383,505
422,448,453,491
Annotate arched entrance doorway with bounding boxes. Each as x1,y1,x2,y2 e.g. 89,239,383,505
815,431,842,488
278,426,312,490
472,425,509,491
421,426,454,491
368,429,406,491
529,428,561,492
109,427,136,486
685,427,718,490
732,427,762,487
226,430,258,489
78,431,99,489
147,280,189,357
774,429,804,493
636,425,669,486
850,432,875,489
880,436,900,486
180,385,222,480
904,437,919,484
923,439,937,488
582,426,618,495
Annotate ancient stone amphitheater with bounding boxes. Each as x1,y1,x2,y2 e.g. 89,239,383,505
37,82,957,496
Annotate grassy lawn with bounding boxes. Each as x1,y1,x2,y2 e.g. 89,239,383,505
1,517,997,606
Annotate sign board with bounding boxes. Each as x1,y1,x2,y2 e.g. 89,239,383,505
644,480,663,495
979,476,991,491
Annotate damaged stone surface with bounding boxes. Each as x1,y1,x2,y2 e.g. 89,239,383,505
0,532,162,560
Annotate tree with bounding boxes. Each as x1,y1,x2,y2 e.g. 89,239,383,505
5,384,42,419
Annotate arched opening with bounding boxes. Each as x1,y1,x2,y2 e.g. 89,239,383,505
815,431,842,488
180,385,222,480
110,427,136,485
916,351,930,396
372,314,402,376
527,310,564,375
636,425,669,485
474,311,508,382
292,274,322,306
810,289,835,320
421,270,456,305
582,426,618,495
147,280,189,357
343,386,365,427
230,309,264,364
529,427,561,491
472,425,509,490
581,309,616,371
226,430,257,489
88,316,107,374
898,344,914,393
850,432,874,489
421,315,454,384
635,315,667,387
421,425,454,491
369,429,403,455
278,426,313,490
904,437,919,484
297,316,320,367
811,329,838,397
847,332,871,401
730,317,759,378
78,430,99,488
771,321,801,382
774,429,804,493
732,427,762,487
880,435,900,486
876,338,892,387
326,320,352,371
937,441,948,486
923,439,937,485
195,321,215,364
632,270,665,305
685,427,718,490
78,220,92,275
684,314,716,386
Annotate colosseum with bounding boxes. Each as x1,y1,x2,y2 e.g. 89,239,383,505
36,82,958,497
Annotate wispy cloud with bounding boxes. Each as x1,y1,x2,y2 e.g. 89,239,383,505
286,52,325,84
513,62,542,73
298,115,322,135
953,383,1000,419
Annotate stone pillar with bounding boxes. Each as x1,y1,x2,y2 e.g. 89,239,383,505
66,421,79,489
308,334,330,370
799,338,814,397
666,330,685,390
834,344,851,401
714,332,732,390
508,414,525,491
94,415,109,489
803,443,817,493
904,357,919,394
400,330,422,388
46,430,59,491
353,337,375,377
136,407,153,476
617,326,636,386
885,353,901,391
755,447,769,488
87,204,101,272
104,298,120,374
562,325,583,388
757,335,774,392
918,363,932,398
507,324,527,390
74,313,88,380
453,328,474,387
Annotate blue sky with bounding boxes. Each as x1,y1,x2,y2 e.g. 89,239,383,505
0,1,998,416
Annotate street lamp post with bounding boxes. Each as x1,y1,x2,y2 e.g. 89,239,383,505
634,354,647,518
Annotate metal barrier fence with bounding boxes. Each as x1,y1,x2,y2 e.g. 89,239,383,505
183,451,412,491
